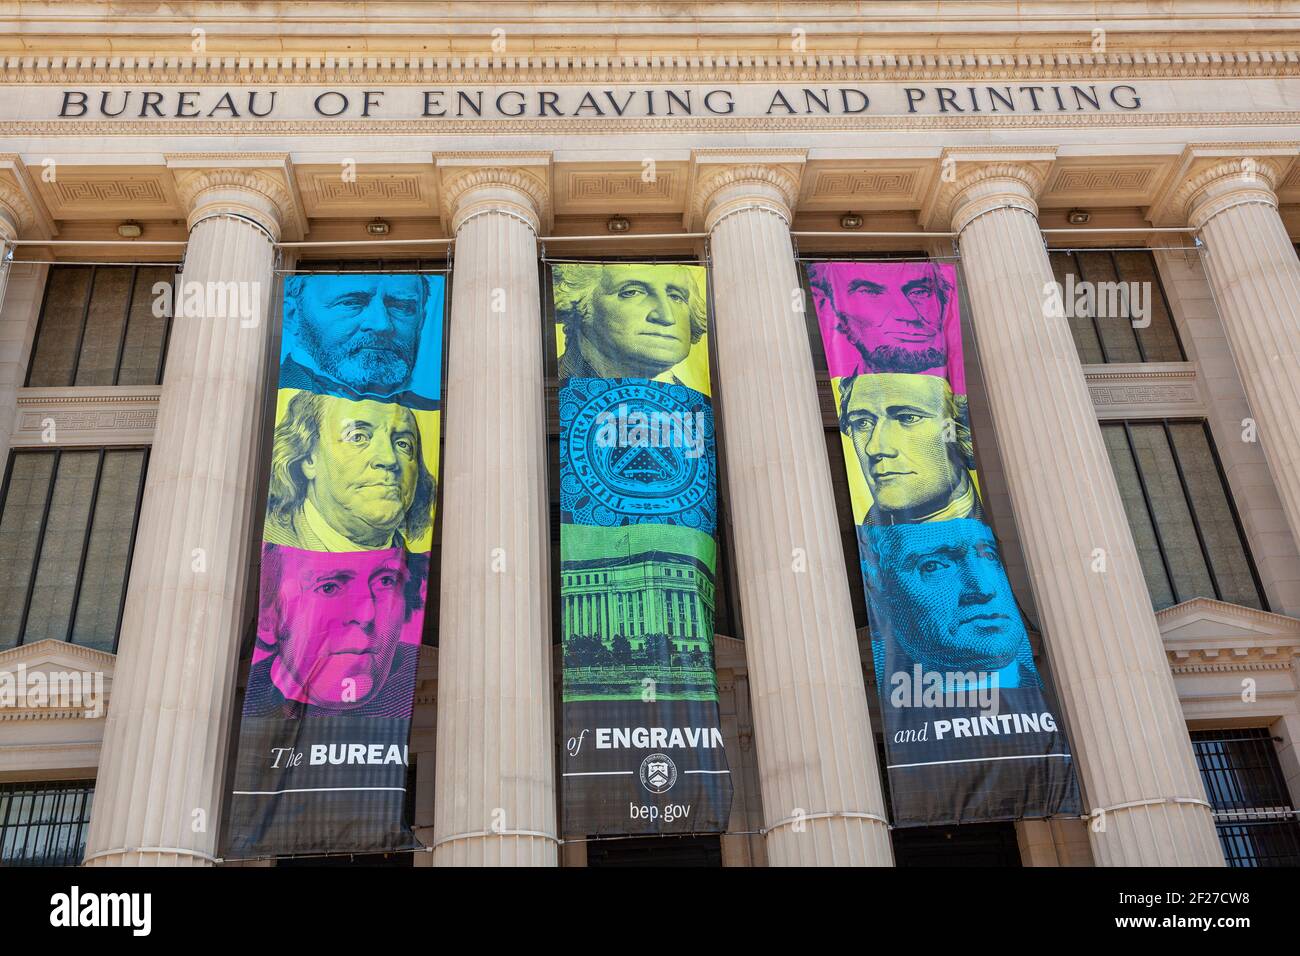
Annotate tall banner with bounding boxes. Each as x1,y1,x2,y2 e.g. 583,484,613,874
807,261,1078,826
226,272,444,857
553,262,733,835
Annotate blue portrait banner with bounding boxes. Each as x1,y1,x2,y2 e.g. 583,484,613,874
808,260,1079,827
225,272,445,858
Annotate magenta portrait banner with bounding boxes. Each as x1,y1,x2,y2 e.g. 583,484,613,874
225,272,445,857
807,260,1078,827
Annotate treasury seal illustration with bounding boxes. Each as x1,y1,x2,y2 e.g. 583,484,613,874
639,753,679,794
559,378,716,533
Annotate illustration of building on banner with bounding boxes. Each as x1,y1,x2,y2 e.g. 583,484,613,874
808,260,1079,827
553,262,733,836
225,272,445,858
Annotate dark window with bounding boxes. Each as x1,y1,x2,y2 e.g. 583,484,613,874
585,834,722,866
1102,421,1266,610
1191,728,1300,867
26,264,177,387
0,448,149,652
891,821,1023,867
1048,249,1185,364
0,780,95,866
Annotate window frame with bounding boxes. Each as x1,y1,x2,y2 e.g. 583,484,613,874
1048,248,1187,365
1103,418,1268,611
0,445,151,653
24,262,178,388
0,779,95,867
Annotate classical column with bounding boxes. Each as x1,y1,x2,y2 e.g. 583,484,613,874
934,150,1223,865
432,162,557,866
84,166,289,865
1180,153,1300,550
0,178,34,467
696,158,893,866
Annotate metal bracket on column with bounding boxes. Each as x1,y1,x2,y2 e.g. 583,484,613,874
761,809,892,836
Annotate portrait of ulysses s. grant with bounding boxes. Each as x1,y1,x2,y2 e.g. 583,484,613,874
279,272,445,411
552,262,712,394
263,390,440,554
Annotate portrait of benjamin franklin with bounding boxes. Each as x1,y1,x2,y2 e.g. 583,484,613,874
264,391,436,552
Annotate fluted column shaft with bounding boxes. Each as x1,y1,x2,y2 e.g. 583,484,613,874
948,166,1223,866
704,170,893,866
1187,161,1300,550
432,174,557,866
84,185,280,866
0,208,19,467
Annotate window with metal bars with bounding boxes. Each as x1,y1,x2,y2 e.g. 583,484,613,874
0,780,95,866
0,447,150,653
25,264,177,387
1101,420,1266,611
1190,728,1300,867
1047,249,1186,364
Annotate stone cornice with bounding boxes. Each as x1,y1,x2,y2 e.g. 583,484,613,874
9,110,1300,141
13,50,1300,85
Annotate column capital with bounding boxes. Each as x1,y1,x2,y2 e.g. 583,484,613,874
436,152,551,234
687,149,805,232
165,153,304,241
922,147,1057,234
0,157,43,240
1158,144,1300,229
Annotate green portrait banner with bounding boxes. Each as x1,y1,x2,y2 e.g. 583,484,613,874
553,262,733,836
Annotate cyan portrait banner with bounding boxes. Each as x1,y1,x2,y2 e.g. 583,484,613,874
226,272,445,857
553,262,733,836
807,260,1078,827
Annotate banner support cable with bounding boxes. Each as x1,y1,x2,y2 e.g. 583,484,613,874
430,827,562,850
762,809,892,836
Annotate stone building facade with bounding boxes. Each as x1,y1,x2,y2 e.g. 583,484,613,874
0,1,1298,867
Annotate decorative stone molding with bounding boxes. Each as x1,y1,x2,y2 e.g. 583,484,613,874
436,153,552,233
12,50,1300,86
1159,597,1300,667
0,638,115,721
921,146,1057,232
1084,363,1205,420
687,149,805,230
13,386,161,447
0,155,47,238
164,152,305,239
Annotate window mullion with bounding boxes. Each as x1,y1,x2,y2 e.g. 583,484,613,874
1120,422,1179,602
15,450,62,646
64,447,107,644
